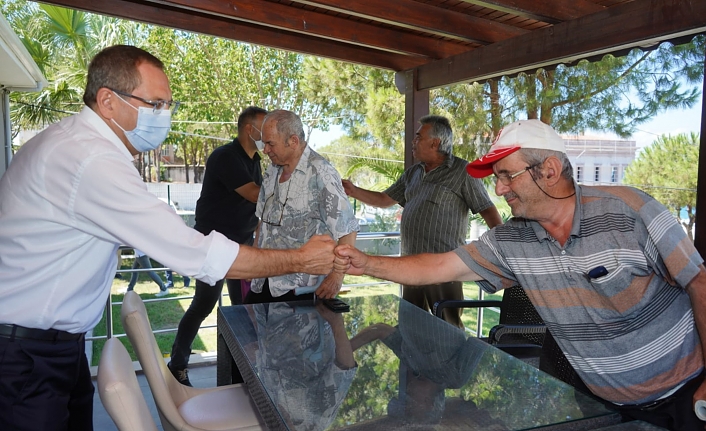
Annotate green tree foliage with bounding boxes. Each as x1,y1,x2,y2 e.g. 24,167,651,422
510,42,703,138
144,29,331,181
4,2,334,182
302,57,393,142
434,82,494,162
3,0,141,134
304,36,704,172
623,133,699,240
304,60,404,195
306,39,703,231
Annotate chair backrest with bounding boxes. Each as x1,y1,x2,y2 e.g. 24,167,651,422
498,286,543,324
97,337,160,431
539,330,588,392
121,291,194,430
499,288,585,392
494,285,546,346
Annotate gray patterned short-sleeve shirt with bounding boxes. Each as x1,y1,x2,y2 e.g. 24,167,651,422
253,145,358,297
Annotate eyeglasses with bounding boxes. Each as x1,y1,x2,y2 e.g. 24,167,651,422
108,88,180,114
261,178,292,226
494,163,541,186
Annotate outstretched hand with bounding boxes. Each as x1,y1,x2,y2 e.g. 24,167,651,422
341,179,356,197
334,244,367,276
299,235,336,275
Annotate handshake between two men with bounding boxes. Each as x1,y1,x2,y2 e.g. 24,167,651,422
333,243,481,289
227,234,479,299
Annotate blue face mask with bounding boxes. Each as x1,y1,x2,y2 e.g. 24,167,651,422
111,92,172,152
250,124,265,151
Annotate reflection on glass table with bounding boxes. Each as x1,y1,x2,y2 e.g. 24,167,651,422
217,294,620,431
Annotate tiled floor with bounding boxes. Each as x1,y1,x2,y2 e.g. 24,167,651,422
92,362,217,430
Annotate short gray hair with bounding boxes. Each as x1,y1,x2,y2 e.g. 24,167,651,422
263,110,306,146
519,148,574,180
420,115,453,156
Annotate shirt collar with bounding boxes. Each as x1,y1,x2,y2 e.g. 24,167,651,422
232,137,261,162
421,154,453,172
79,106,134,161
529,181,582,243
292,144,312,175
568,182,583,238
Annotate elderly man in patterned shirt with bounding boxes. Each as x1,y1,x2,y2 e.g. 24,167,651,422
336,119,706,431
247,109,358,303
342,115,502,327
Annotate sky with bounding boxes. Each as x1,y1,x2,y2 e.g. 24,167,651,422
594,94,703,150
308,94,703,151
308,125,344,150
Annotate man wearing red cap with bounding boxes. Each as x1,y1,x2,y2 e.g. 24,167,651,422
335,119,706,430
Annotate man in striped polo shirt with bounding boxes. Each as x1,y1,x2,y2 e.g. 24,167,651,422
336,119,706,430
342,115,502,327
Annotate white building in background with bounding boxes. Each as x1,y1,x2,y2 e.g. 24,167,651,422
563,136,637,185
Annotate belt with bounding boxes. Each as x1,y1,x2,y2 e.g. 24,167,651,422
0,324,85,342
615,371,705,412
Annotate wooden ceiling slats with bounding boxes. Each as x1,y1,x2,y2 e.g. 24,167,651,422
459,0,605,23
289,0,529,44
36,0,705,89
154,0,468,59
42,0,426,70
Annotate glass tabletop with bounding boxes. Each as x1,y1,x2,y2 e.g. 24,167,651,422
218,294,616,430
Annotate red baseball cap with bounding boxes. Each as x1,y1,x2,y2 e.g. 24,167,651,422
466,119,565,178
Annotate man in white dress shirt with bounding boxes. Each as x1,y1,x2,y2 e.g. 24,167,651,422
0,45,335,431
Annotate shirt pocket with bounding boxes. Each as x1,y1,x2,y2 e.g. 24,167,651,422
586,249,652,318
427,185,457,206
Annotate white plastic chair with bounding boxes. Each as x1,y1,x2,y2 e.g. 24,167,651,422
120,291,264,431
97,337,160,431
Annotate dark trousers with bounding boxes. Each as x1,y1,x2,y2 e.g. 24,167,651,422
403,281,464,329
612,371,705,431
170,278,242,369
0,336,93,431
244,279,314,304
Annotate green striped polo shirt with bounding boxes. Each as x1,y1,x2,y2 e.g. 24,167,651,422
385,155,495,256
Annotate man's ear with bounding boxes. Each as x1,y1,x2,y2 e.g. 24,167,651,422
543,156,563,185
95,87,116,119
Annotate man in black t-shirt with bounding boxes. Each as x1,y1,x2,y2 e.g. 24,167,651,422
169,106,267,386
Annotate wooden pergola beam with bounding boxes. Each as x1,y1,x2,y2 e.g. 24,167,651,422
153,0,469,59
291,0,529,44
415,0,706,90
462,0,605,23
38,0,425,70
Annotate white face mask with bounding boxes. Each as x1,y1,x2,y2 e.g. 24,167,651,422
250,124,265,151
111,92,172,152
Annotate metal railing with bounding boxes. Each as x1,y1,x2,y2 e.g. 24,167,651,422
96,231,497,342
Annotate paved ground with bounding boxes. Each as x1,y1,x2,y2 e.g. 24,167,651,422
92,357,217,430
